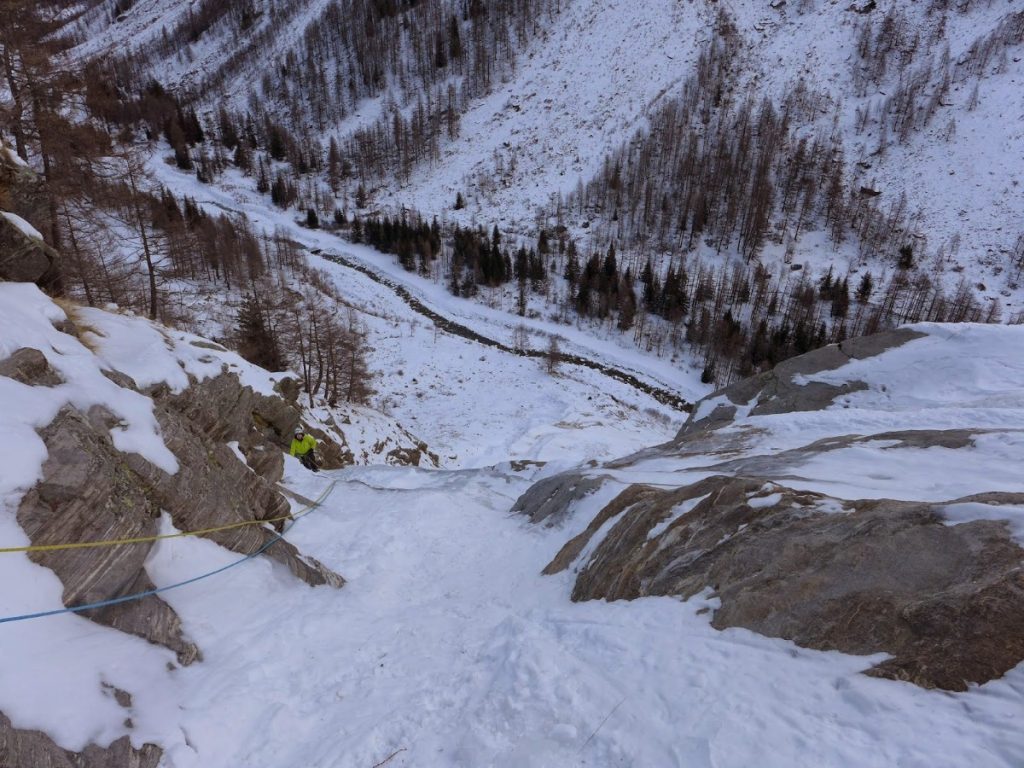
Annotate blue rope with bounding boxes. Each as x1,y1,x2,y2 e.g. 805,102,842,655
0,481,336,625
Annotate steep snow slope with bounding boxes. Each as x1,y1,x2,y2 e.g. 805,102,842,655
2,301,1023,765
378,0,713,223
77,0,1024,247
73,0,324,95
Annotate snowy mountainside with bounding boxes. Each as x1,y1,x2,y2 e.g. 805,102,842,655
52,0,1022,403
2,283,1023,766
399,0,1023,309
81,0,1024,291
72,0,321,88
7,3,1024,760
411,0,1023,263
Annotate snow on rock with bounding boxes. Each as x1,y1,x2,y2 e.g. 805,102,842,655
75,302,440,470
0,210,61,287
0,711,161,768
308,401,440,468
515,323,1024,692
0,211,42,241
76,306,291,397
0,282,178,481
0,142,28,169
0,285,350,757
941,501,1024,545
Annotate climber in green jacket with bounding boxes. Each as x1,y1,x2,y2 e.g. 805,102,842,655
289,429,320,472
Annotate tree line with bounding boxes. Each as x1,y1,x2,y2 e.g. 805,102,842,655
347,200,997,386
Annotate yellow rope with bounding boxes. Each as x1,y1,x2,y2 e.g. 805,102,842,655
2,482,336,554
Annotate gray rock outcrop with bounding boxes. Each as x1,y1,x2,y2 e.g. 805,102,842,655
515,328,1024,691
0,347,62,386
548,475,1024,691
12,351,345,665
677,327,925,439
0,712,161,768
510,472,611,527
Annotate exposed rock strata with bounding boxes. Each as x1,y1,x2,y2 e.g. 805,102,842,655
9,346,345,665
0,712,161,768
550,475,1024,691
516,329,1024,691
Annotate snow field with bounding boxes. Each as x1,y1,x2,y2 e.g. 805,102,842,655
2,293,1024,766
9,462,1022,767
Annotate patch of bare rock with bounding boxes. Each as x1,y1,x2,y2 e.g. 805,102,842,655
514,328,1024,691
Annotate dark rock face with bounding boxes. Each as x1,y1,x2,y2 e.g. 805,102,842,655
0,213,62,289
0,712,161,768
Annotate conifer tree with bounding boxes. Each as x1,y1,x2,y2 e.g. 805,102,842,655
237,294,284,371
856,272,874,303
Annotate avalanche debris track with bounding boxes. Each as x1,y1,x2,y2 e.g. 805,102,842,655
314,248,691,413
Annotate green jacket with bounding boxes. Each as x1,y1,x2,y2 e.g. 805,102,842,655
289,434,317,457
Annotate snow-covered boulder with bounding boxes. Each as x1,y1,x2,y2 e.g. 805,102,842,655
0,209,61,288
515,324,1024,690
0,139,62,290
